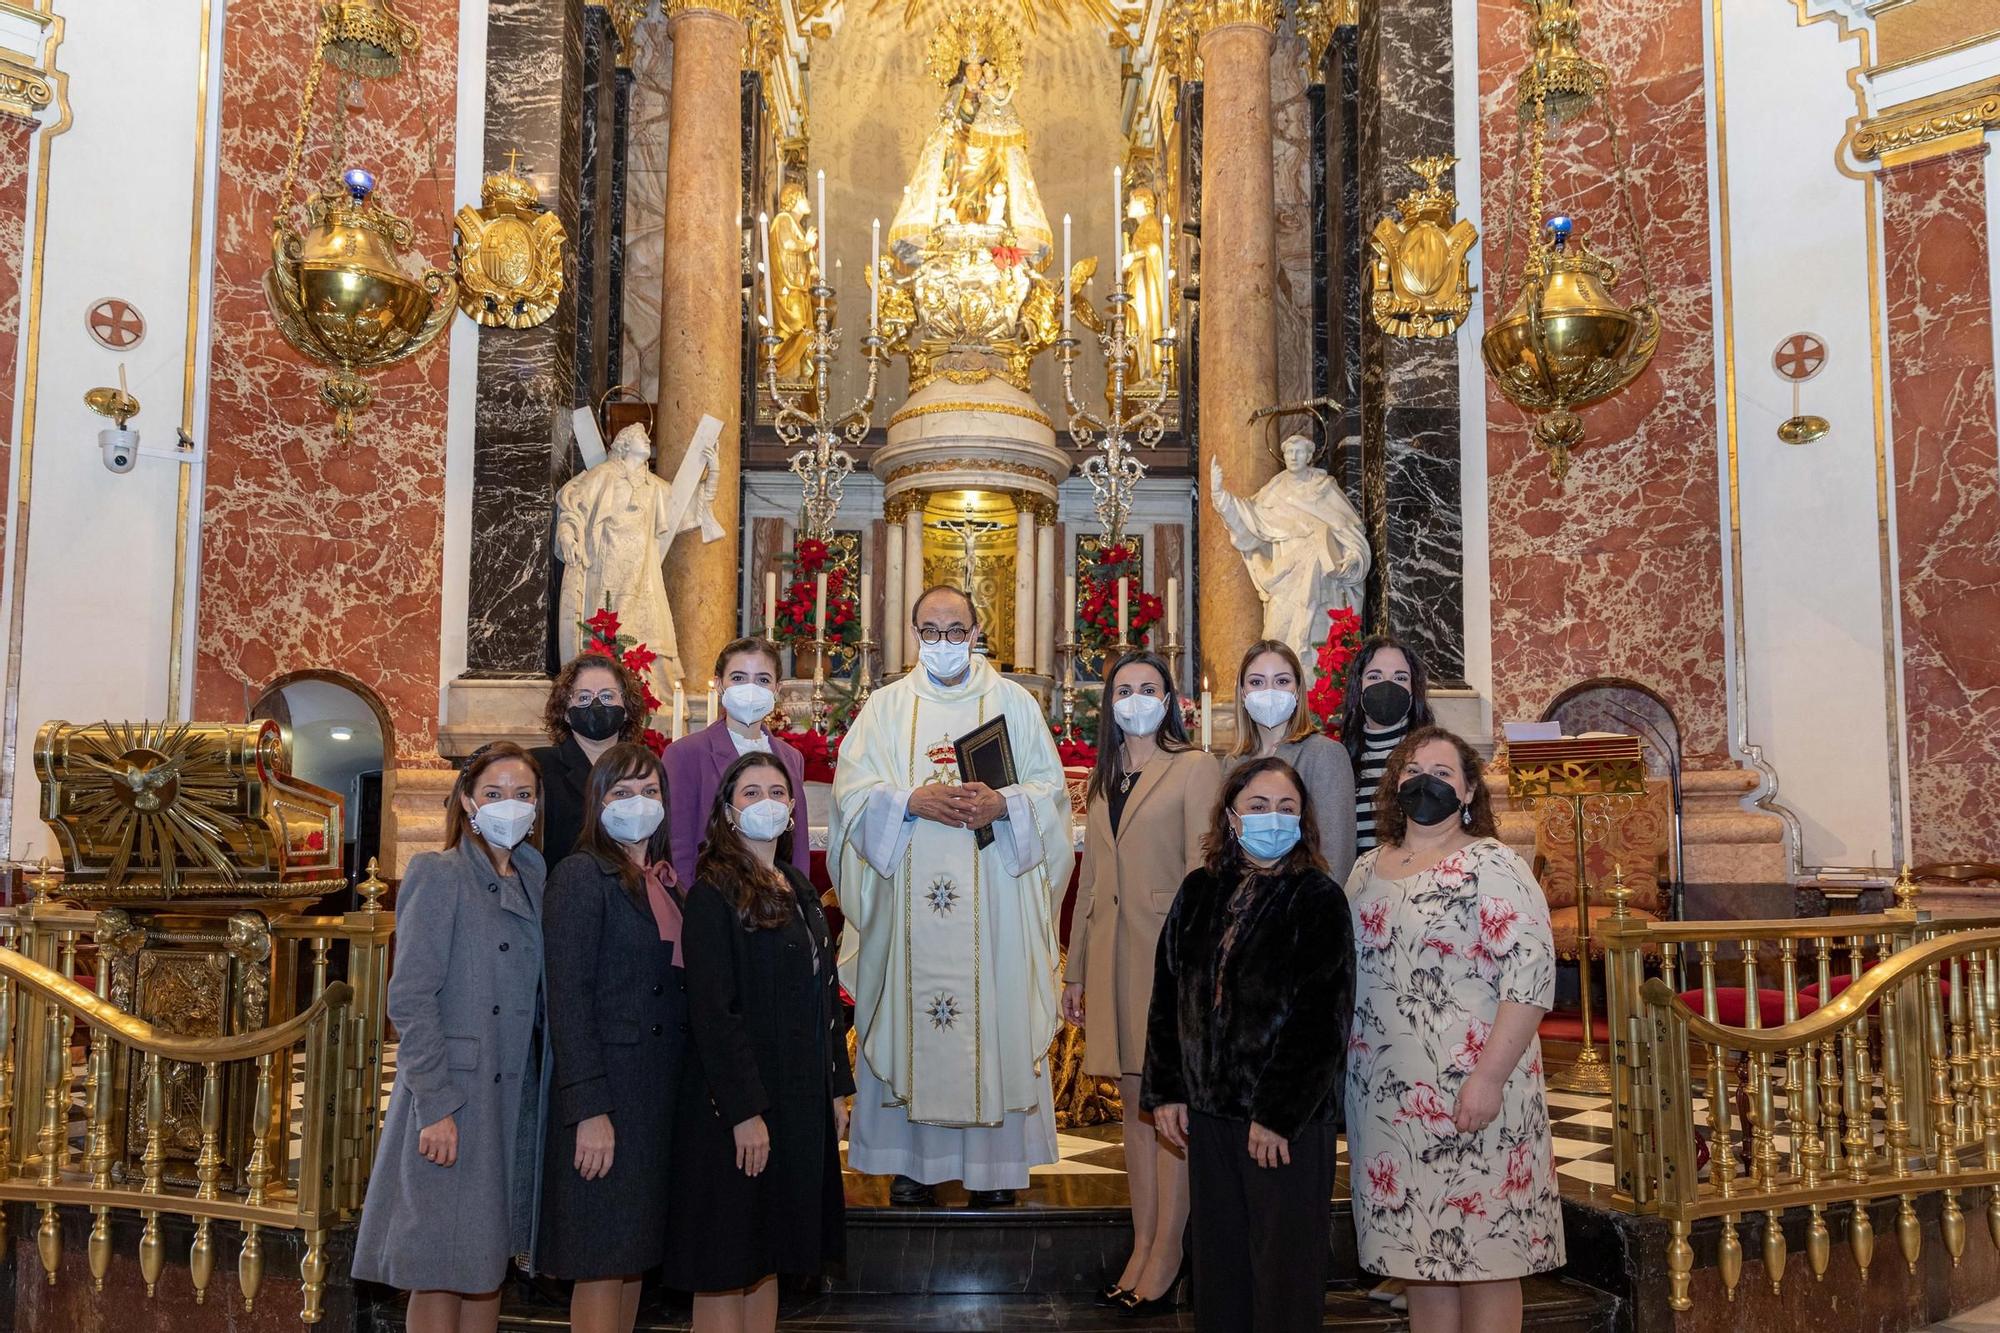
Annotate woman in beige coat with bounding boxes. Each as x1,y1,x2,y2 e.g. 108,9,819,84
1062,650,1220,1316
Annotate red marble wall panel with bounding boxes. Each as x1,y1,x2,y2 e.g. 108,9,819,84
0,116,33,569
196,0,458,764
1477,0,1729,763
1881,148,2000,864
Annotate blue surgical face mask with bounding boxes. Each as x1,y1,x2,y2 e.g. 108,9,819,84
1235,811,1302,861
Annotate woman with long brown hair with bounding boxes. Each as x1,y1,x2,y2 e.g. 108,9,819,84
1144,756,1355,1332
538,743,684,1333
354,743,550,1333
663,752,852,1333
1061,649,1217,1314
1227,638,1357,883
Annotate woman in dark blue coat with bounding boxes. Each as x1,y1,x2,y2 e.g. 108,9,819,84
540,742,686,1333
354,743,549,1333
663,751,853,1333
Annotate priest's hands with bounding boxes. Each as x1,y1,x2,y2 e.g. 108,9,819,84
1154,1103,1189,1151
956,782,1008,829
575,1114,615,1180
907,782,1007,830
1061,982,1085,1026
1247,1121,1292,1169
734,1115,771,1177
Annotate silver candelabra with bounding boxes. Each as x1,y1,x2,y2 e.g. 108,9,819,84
762,279,886,542
1055,285,1174,550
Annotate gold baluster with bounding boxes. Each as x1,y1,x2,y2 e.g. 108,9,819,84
190,1217,215,1305
1882,982,1922,1273
1951,953,1975,1142
33,978,62,1285
1668,1217,1693,1312
0,968,16,1176
1783,939,1811,1181
1973,953,2000,1249
1742,939,1785,1294
194,1060,221,1199
245,1053,275,1205
1927,961,1965,1266
311,936,331,999
1698,940,1743,1301
1816,936,1844,1182
301,1228,328,1325
137,1053,164,1296
240,1224,264,1314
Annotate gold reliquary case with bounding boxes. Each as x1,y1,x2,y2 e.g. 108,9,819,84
34,720,345,904
454,155,568,330
1367,155,1479,339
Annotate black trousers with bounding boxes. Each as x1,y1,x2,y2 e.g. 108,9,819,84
1186,1111,1337,1333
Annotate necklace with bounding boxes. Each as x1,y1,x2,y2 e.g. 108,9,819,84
1118,750,1152,794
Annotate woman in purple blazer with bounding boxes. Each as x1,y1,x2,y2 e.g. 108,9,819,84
662,636,812,886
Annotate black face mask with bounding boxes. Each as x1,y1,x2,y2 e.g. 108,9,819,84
566,702,627,742
1396,774,1463,828
1361,680,1413,728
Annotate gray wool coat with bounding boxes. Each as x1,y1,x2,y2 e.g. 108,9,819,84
353,838,550,1294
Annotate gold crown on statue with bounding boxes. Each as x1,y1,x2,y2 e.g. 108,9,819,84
926,0,1023,88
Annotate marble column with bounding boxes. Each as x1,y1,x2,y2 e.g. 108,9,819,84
466,0,587,677
882,517,906,674
1014,502,1037,673
1356,0,1463,681
657,0,746,686
902,503,925,663
1035,516,1057,675
1320,24,1364,503
1194,0,1283,699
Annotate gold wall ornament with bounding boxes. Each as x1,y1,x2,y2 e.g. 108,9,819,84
0,53,53,120
1187,0,1282,40
454,154,567,329
1516,0,1606,123
1851,82,2000,167
1368,155,1479,338
83,386,140,429
320,0,421,79
265,170,456,444
1773,331,1830,446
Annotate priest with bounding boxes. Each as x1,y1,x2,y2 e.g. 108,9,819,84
830,584,1074,1207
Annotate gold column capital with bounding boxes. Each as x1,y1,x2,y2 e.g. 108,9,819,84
1853,81,2000,169
1189,0,1282,45
665,0,748,23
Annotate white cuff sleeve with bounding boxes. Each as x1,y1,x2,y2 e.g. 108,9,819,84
859,785,918,876
994,784,1046,877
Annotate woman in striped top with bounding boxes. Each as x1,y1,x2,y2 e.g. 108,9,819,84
1338,636,1434,855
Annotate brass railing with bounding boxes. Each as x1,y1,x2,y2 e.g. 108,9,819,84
0,866,395,1324
1601,871,2000,1309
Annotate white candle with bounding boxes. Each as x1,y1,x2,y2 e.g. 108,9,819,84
860,571,873,639
764,570,778,637
814,571,829,639
1061,213,1073,337
1065,573,1077,641
1112,166,1123,290
1166,576,1178,643
757,211,776,327
1117,577,1129,645
869,218,881,333
672,681,687,741
816,169,828,282
1200,677,1213,751
707,678,719,725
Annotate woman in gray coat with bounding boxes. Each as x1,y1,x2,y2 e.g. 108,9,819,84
1226,639,1358,884
354,743,550,1333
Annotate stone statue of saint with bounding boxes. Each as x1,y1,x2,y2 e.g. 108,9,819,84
1208,433,1371,663
555,421,725,703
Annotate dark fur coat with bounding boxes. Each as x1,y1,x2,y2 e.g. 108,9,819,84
1141,862,1356,1140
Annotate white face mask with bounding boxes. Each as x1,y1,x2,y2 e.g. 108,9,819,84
919,638,972,680
733,797,792,843
1112,693,1167,737
471,798,536,850
601,795,665,845
721,682,776,726
1243,688,1299,729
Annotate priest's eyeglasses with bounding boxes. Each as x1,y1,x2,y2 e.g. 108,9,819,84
916,626,971,644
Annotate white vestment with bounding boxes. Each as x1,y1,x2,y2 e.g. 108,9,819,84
830,656,1074,1189
1211,463,1371,663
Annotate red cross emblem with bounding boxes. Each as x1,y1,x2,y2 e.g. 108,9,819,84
1772,332,1826,383
86,298,145,351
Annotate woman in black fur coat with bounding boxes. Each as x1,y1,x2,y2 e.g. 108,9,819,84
1143,755,1356,1333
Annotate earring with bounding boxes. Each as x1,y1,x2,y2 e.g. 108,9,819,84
1461,805,1473,828
787,817,796,832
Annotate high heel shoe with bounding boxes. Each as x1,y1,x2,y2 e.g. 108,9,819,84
1116,1255,1190,1318
1096,1281,1134,1308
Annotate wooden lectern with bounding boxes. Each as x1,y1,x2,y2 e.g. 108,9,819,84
1506,733,1647,1095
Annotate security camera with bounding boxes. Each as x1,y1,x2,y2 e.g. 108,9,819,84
100,427,138,474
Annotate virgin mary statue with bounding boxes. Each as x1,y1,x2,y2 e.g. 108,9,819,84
887,4,1053,267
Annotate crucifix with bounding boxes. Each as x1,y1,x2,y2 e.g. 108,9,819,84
937,497,1003,627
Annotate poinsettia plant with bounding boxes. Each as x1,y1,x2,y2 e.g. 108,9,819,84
1077,544,1164,654
773,538,860,650
579,607,670,756
774,728,841,784
1304,605,1366,738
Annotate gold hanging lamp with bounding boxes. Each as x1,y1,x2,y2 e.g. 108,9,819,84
262,2,454,445
1480,0,1660,482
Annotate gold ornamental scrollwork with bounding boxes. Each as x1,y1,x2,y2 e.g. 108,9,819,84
1368,156,1479,339
0,55,52,120
454,155,568,329
1188,0,1282,42
665,0,748,21
1852,83,2000,167
887,399,1054,432
882,456,1064,492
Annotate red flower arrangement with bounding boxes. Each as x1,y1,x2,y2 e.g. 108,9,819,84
578,607,670,755
774,728,841,783
1304,605,1366,737
773,538,860,649
1056,738,1099,767
1077,544,1163,653
989,243,1026,268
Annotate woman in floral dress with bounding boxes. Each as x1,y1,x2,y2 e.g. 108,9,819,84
1345,727,1564,1333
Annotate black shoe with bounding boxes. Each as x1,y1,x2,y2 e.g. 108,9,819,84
889,1174,936,1206
1096,1281,1134,1308
964,1187,1018,1208
1117,1257,1190,1318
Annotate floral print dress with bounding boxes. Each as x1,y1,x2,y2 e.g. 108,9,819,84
1343,838,1566,1281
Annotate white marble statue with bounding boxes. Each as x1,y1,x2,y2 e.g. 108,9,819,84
1208,433,1372,663
555,420,725,703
